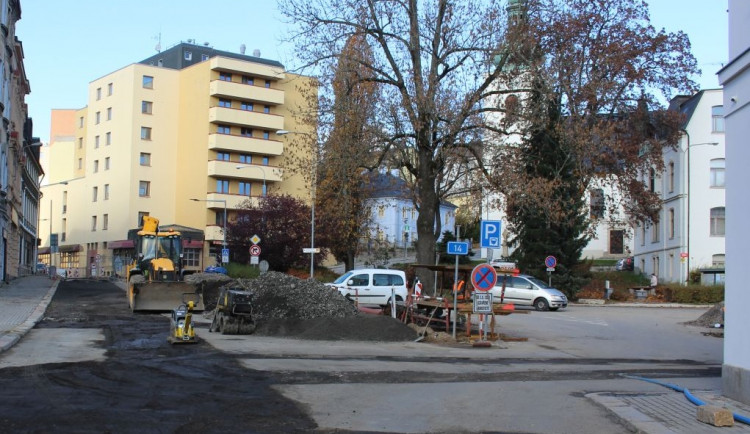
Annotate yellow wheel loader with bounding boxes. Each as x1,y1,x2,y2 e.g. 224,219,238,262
127,216,205,312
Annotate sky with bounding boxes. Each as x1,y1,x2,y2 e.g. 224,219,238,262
16,0,728,144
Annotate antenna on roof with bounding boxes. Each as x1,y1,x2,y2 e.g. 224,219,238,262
240,44,246,55
253,49,261,57
153,32,162,52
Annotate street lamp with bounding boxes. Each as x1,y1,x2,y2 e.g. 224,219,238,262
235,165,267,196
190,198,227,264
682,130,719,285
276,129,317,278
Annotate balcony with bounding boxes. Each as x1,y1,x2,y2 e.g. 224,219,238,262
208,107,284,131
208,160,283,182
210,80,284,105
210,56,285,81
208,133,283,156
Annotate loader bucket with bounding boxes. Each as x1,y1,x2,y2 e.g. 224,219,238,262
129,282,205,312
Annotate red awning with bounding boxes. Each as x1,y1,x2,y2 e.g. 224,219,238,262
183,240,204,248
109,240,134,249
38,247,50,254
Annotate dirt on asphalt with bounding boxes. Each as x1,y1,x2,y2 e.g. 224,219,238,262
0,279,319,433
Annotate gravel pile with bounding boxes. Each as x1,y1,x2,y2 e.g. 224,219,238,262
685,302,725,327
191,271,415,341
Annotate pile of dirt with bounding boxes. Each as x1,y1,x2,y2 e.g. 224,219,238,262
685,302,725,327
192,271,416,341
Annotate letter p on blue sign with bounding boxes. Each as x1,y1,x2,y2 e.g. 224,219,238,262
480,220,502,249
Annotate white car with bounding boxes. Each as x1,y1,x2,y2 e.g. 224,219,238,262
327,269,408,306
488,274,568,311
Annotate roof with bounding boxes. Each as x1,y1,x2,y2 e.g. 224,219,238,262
365,172,457,209
138,42,284,70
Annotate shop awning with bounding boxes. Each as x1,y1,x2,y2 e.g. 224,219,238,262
59,244,82,253
109,239,135,249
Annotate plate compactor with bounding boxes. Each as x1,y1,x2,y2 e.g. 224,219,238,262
168,293,201,344
209,288,256,335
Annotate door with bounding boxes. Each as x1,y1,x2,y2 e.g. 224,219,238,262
372,273,404,305
344,272,374,304
508,276,536,305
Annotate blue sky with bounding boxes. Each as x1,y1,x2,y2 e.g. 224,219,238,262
16,0,728,143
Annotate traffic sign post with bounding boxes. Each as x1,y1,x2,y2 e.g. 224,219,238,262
471,264,498,292
250,245,261,256
221,248,229,264
447,241,469,256
545,255,557,287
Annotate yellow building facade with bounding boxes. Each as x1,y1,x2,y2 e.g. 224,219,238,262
40,43,316,277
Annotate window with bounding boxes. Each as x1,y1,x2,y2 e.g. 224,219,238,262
78,138,83,148
589,188,604,218
104,184,110,200
140,152,151,166
651,221,659,243
105,157,110,170
79,116,84,127
103,214,108,230
141,127,152,140
712,254,725,267
649,168,656,192
216,179,229,193
106,132,112,146
712,106,725,132
640,224,646,246
107,107,112,120
78,158,82,169
96,87,101,100
95,111,101,124
92,186,98,202
710,158,725,188
219,72,232,81
183,248,200,267
184,51,192,61
143,75,154,89
217,125,231,134
243,76,254,85
378,206,385,217
93,160,99,173
215,210,226,227
263,130,270,140
261,183,267,196
91,216,97,231
262,156,269,165
218,98,232,108
239,154,252,163
668,208,675,239
217,152,230,161
668,161,674,193
95,135,100,148
142,101,153,114
138,212,149,226
609,230,624,254
139,181,150,197
241,101,253,111
240,128,253,137
239,182,252,196
201,54,209,62
264,80,271,88
710,207,725,236
107,83,113,95
263,105,270,114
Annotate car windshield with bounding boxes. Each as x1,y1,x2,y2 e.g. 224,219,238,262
332,271,354,285
527,277,551,289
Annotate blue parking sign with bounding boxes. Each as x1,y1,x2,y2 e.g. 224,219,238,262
480,220,502,248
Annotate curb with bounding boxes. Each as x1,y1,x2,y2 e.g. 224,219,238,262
0,280,59,353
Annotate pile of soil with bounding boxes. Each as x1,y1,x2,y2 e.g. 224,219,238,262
685,301,725,327
190,271,416,341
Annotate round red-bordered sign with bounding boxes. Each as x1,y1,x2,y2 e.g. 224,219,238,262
250,245,261,256
471,264,498,292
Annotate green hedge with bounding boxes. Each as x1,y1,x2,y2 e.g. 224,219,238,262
662,285,724,304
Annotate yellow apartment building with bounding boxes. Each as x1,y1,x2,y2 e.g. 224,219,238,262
39,42,316,277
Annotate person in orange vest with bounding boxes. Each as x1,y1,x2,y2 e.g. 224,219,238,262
414,277,423,299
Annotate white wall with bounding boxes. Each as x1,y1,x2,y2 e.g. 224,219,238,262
719,0,750,405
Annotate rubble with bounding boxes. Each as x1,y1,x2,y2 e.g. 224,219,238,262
685,302,725,328
193,271,415,341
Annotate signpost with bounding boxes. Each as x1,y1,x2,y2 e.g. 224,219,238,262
250,245,261,256
447,241,469,256
221,248,229,264
545,255,557,287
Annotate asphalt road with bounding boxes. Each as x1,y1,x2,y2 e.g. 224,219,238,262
0,279,723,433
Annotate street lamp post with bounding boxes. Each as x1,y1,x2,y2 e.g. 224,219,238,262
190,198,227,264
235,165,266,196
276,129,317,278
682,130,719,285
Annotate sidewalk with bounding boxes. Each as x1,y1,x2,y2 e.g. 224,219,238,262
0,275,748,432
0,275,58,353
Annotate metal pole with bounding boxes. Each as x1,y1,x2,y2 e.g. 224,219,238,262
310,173,315,278
222,201,227,263
452,225,461,339
50,199,53,270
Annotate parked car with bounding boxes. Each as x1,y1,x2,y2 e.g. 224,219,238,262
615,257,634,271
487,274,568,311
490,258,517,271
327,268,408,307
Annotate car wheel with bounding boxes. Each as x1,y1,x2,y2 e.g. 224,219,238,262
534,298,550,311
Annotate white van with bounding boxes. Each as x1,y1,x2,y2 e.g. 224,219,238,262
327,269,408,306
488,274,568,311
